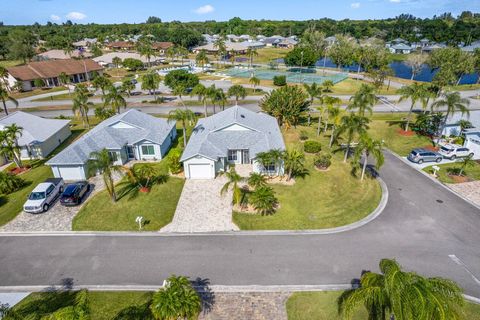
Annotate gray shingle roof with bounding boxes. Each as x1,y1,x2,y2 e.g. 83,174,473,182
0,111,70,146
180,106,285,162
47,109,175,165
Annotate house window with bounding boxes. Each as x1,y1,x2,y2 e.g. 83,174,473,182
228,150,237,161
266,163,276,172
141,145,155,155
108,151,118,162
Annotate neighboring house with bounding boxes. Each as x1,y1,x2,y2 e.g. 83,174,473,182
193,41,265,54
464,129,480,159
422,43,446,53
151,42,174,54
6,59,103,91
442,111,480,159
105,41,136,51
46,109,176,181
277,38,298,49
389,43,413,54
181,106,285,179
0,111,71,160
72,38,98,51
93,52,164,67
36,49,93,61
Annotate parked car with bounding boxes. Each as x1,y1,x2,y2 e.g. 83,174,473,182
407,148,443,164
60,181,90,206
438,144,474,160
23,178,64,213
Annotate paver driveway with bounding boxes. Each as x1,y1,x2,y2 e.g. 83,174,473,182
161,177,239,232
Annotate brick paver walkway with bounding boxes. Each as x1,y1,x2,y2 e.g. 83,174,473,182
161,177,239,232
448,181,480,207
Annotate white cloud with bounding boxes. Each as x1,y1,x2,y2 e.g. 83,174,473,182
50,14,60,21
351,2,361,8
194,4,215,14
66,11,86,20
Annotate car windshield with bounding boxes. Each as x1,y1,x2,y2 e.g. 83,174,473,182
63,185,77,196
411,151,418,156
29,192,45,200
441,146,451,152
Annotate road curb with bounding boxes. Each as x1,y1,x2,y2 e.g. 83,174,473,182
0,176,388,237
387,149,480,211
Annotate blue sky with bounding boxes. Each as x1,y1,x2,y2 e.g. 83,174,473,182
1,0,479,25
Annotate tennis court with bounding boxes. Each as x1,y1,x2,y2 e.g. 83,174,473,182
220,68,348,84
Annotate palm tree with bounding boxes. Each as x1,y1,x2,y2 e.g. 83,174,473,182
321,80,334,93
166,46,176,63
168,109,195,148
207,85,220,114
227,84,247,106
335,114,370,163
249,76,260,92
58,72,71,94
458,154,475,176
103,85,127,114
91,74,112,96
150,275,201,320
328,106,344,148
220,166,244,206
0,130,22,168
247,172,267,190
432,91,471,134
173,84,187,109
303,82,323,105
141,72,161,101
213,37,226,68
256,149,284,176
229,49,236,66
398,83,425,132
338,258,464,320
138,40,155,67
283,149,306,181
195,50,209,71
353,133,384,181
5,123,23,166
121,79,135,97
191,83,209,117
246,47,258,68
348,84,377,117
249,186,278,215
217,89,228,111
88,149,122,202
72,84,92,128
0,83,18,115
322,96,342,134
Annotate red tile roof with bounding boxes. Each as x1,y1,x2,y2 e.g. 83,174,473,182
7,59,103,81
152,42,174,50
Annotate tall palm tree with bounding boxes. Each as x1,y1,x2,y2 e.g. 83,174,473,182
150,275,201,320
249,76,260,92
137,39,155,67
191,83,209,117
58,72,71,94
91,74,112,96
173,84,187,109
398,82,425,132
0,83,18,115
348,84,377,117
207,84,220,114
103,85,127,114
335,114,370,163
353,133,384,181
227,84,247,106
168,109,195,148
229,49,236,66
88,149,122,202
0,130,22,168
283,149,305,181
195,50,209,71
246,47,258,68
220,166,244,206
72,84,92,128
303,82,323,105
165,46,176,63
141,72,161,101
328,106,344,148
213,37,226,68
322,96,342,134
121,79,135,97
217,89,227,111
5,123,23,166
432,91,471,134
338,259,464,320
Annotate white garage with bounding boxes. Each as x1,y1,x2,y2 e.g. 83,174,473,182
183,157,216,179
51,165,86,181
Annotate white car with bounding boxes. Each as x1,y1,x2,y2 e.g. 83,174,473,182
23,178,64,213
438,144,474,160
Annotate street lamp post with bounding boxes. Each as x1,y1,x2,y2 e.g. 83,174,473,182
300,51,304,84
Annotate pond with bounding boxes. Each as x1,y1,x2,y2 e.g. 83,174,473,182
275,58,479,84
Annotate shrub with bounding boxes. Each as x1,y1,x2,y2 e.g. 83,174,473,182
168,149,183,174
314,153,332,170
0,172,25,194
249,186,278,215
94,107,116,120
304,140,322,153
273,75,287,86
299,130,309,141
122,58,144,71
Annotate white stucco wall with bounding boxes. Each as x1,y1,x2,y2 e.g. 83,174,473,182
183,156,216,179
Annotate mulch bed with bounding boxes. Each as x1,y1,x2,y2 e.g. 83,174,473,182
9,166,31,175
397,129,415,136
448,174,471,184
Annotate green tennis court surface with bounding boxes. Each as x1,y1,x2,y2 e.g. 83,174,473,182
220,68,348,84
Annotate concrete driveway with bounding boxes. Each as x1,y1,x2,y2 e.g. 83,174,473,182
161,177,239,233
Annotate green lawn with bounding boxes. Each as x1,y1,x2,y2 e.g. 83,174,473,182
330,78,398,95
11,86,66,99
423,161,480,184
0,59,22,68
13,291,153,320
0,122,88,226
233,125,382,230
73,161,185,231
286,291,480,320
32,92,74,101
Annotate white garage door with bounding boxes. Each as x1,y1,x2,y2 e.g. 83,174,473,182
188,164,212,179
57,166,85,181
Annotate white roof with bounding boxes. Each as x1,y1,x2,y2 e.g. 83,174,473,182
93,52,163,64
0,111,70,146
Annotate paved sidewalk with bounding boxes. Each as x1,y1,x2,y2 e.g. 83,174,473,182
447,181,480,207
161,177,239,232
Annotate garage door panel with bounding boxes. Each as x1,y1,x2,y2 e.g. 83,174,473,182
188,164,212,179
58,166,85,181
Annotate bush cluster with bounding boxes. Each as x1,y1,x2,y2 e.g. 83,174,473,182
314,153,332,170
304,140,321,154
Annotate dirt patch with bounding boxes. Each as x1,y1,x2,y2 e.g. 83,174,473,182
9,166,31,175
397,129,415,136
423,145,439,152
448,174,471,183
314,166,331,172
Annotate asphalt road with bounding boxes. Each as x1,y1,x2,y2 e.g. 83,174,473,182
1,152,479,296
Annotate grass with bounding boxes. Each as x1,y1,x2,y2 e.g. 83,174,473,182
180,99,257,107
233,124,382,230
72,160,185,231
251,47,291,63
423,161,480,184
32,92,74,101
13,290,153,320
286,291,480,320
329,78,398,95
0,59,22,68
11,86,66,99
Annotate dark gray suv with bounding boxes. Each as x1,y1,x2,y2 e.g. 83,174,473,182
407,148,443,164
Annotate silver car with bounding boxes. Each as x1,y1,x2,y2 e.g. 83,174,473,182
407,148,443,164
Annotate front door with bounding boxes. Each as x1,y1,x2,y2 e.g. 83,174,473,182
242,150,250,164
126,146,135,159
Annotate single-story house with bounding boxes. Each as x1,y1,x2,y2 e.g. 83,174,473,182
464,129,480,159
105,41,136,51
277,38,298,49
0,111,71,161
72,38,98,51
93,52,164,68
422,43,446,53
6,59,104,91
389,43,413,54
181,105,285,179
192,41,265,54
46,109,176,181
442,111,480,137
151,42,174,54
36,49,93,61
